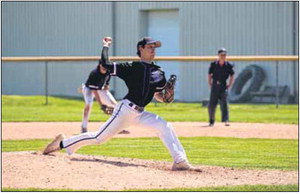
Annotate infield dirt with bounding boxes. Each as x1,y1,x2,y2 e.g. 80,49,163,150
3,122,298,190
2,151,298,191
2,122,298,140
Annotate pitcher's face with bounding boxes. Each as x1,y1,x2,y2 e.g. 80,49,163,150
140,44,156,61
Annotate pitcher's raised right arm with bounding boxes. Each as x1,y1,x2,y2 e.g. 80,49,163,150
101,37,132,77
101,37,114,72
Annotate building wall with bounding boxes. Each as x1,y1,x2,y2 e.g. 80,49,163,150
2,2,298,101
2,2,113,56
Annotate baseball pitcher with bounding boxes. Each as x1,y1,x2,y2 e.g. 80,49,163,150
43,36,201,172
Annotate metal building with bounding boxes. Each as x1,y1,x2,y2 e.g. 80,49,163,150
2,2,298,102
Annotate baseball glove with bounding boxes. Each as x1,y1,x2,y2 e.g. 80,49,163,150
101,104,114,115
163,74,177,103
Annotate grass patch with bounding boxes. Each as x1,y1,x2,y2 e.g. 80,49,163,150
2,184,299,191
2,95,298,123
128,184,299,191
3,137,298,170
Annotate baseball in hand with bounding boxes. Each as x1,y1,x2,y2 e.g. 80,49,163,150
103,37,112,46
105,37,112,42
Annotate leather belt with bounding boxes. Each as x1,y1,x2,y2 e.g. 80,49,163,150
128,103,144,112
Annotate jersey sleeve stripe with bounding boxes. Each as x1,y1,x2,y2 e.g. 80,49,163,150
110,62,117,76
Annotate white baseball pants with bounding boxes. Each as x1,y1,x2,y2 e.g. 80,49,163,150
82,84,116,107
81,85,117,129
62,99,188,163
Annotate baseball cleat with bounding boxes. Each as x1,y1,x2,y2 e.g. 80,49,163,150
209,119,215,127
225,121,230,126
43,134,65,155
81,127,88,133
172,160,202,172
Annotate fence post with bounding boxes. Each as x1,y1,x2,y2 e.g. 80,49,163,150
275,61,279,108
45,61,49,105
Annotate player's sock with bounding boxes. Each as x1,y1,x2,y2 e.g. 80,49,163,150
82,119,88,129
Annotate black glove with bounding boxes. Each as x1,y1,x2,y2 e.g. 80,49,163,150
163,74,177,103
101,104,114,115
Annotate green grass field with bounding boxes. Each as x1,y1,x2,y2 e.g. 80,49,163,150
2,95,298,191
3,137,298,170
2,95,298,123
3,184,298,191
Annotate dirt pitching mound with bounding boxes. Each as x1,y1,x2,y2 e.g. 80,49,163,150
3,152,298,191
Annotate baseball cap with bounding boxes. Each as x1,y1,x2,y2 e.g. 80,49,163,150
218,48,227,54
137,37,161,48
136,37,161,57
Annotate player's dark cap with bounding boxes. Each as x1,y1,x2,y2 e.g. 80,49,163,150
218,48,227,54
137,37,162,48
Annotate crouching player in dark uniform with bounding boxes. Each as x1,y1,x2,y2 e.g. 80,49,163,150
208,48,234,127
80,61,130,135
